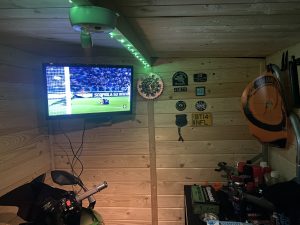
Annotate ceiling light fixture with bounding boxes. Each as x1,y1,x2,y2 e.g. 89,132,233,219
69,5,118,49
80,30,93,48
69,3,151,68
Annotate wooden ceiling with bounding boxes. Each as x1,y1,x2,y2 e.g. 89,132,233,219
0,0,300,59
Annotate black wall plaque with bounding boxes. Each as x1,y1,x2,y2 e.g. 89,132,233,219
194,73,207,82
174,87,188,92
173,71,188,86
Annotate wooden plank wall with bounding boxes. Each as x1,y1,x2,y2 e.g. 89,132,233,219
152,58,264,225
0,45,51,224
266,42,300,181
0,53,265,224
50,57,264,225
49,56,153,225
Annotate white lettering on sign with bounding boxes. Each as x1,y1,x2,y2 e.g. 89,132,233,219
205,186,216,202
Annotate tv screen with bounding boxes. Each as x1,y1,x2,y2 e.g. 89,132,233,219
43,63,133,119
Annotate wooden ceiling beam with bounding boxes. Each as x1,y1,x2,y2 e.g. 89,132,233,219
117,3,300,17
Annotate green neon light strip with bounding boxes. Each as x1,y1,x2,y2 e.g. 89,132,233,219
109,29,151,68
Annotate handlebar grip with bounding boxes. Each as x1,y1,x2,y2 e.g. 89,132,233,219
76,181,108,202
243,193,275,211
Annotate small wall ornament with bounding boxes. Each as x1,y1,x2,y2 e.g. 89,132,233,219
137,73,164,100
195,100,207,111
195,86,206,96
176,100,187,111
194,73,207,82
175,114,188,142
172,71,188,86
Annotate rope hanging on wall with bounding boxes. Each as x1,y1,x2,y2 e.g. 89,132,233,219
176,114,187,142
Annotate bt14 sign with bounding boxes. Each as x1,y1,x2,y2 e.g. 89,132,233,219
191,112,213,126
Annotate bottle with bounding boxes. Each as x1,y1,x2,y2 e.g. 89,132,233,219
252,165,262,187
237,161,246,175
258,162,271,186
260,161,271,186
260,161,268,170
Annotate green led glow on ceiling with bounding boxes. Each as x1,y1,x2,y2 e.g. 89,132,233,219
68,1,150,68
109,29,151,68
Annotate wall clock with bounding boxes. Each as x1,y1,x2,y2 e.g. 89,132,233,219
137,73,164,100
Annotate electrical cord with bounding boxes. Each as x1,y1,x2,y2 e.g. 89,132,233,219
58,120,86,179
70,120,86,178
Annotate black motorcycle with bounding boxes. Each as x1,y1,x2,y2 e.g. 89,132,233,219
0,170,107,225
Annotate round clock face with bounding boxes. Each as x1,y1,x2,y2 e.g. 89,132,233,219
137,73,164,99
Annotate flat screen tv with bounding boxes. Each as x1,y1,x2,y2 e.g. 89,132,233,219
42,63,133,119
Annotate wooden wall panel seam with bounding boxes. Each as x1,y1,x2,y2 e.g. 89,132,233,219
148,100,158,225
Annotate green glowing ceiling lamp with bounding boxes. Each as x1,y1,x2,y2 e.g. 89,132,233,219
68,2,151,68
69,5,118,48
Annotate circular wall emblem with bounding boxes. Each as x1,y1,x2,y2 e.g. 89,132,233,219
195,100,207,111
176,100,186,111
137,73,164,100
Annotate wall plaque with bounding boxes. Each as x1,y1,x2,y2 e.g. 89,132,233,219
194,73,207,82
195,86,206,96
173,71,188,86
174,87,187,92
191,112,213,126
